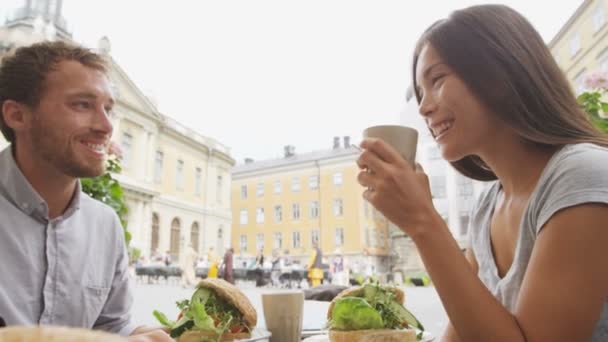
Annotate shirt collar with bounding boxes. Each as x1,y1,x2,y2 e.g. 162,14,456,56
0,146,82,221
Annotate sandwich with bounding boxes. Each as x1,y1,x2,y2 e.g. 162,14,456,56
153,278,257,342
326,283,424,342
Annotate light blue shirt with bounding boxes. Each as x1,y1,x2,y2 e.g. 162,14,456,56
0,147,136,336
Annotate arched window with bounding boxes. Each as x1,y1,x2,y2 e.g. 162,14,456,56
150,213,160,256
170,218,181,261
191,222,200,253
217,225,224,255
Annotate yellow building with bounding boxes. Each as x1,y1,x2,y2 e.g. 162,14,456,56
231,138,391,275
0,0,235,263
550,0,608,96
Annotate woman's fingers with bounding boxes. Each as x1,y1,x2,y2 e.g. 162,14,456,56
360,138,408,166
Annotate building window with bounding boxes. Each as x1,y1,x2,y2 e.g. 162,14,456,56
274,205,282,222
459,213,470,236
310,201,319,218
457,176,474,197
428,146,442,160
309,175,319,190
256,208,265,224
292,231,301,249
292,203,301,220
195,168,202,197
569,32,581,57
274,180,282,194
365,227,370,247
216,175,223,203
191,222,200,252
256,233,264,251
150,213,159,256
333,172,343,186
379,229,386,247
239,209,248,225
257,182,264,197
273,232,283,250
593,5,606,32
121,133,133,168
240,235,247,252
430,176,447,199
311,229,320,247
170,218,181,262
154,151,163,183
598,48,608,72
370,229,378,247
574,69,587,95
176,159,184,190
291,177,301,192
335,227,344,247
241,185,248,199
334,198,344,216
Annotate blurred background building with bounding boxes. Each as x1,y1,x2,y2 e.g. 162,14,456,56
550,0,608,102
231,137,391,275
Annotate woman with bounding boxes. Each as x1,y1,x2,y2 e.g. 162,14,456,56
207,247,219,279
357,5,608,342
307,240,324,287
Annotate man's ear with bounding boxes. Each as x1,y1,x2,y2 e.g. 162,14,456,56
2,100,31,133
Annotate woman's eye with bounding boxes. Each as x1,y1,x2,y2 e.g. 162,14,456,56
431,74,445,85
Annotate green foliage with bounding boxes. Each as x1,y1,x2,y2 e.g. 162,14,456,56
81,156,131,245
129,246,141,264
577,90,608,133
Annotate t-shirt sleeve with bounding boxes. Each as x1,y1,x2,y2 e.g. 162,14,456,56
534,145,608,235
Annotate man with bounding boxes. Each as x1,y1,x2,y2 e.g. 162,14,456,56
0,41,170,341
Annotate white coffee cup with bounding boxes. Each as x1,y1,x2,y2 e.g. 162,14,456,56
362,125,419,164
262,290,304,342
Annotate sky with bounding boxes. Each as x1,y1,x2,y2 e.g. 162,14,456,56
1,0,583,163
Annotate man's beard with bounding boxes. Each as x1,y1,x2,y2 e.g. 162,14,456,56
30,121,106,178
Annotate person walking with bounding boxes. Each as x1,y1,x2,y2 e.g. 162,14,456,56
207,247,219,279
221,247,235,284
306,240,323,287
179,243,198,288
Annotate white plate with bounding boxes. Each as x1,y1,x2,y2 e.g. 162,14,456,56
233,329,272,341
302,331,434,342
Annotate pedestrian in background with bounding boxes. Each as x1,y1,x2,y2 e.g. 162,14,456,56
306,240,323,287
221,247,235,284
179,243,198,288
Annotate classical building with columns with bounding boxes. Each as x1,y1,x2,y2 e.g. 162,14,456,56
0,0,235,263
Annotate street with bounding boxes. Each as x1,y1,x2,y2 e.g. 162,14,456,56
132,281,448,337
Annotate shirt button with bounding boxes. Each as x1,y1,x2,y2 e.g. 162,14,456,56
21,203,29,209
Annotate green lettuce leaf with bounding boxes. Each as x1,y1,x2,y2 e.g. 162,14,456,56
329,297,384,330
152,310,175,328
189,299,218,332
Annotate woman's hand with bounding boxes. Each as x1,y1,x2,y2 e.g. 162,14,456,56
356,138,440,238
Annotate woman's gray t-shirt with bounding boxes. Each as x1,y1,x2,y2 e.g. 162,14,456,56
469,143,608,341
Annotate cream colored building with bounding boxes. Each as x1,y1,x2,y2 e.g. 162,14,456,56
231,138,391,275
0,0,235,263
550,0,608,96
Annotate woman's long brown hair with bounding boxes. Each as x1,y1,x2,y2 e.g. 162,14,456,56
412,4,608,181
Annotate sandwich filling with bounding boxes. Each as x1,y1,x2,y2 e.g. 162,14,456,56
154,286,250,340
327,284,425,339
